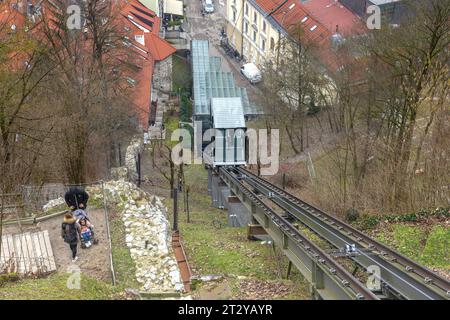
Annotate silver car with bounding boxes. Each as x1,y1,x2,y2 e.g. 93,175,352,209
204,0,214,13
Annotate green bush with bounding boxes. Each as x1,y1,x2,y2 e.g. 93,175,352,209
358,215,380,230
180,93,192,123
345,208,359,222
0,273,19,287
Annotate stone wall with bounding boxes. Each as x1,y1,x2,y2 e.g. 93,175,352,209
125,136,144,182
88,180,184,293
153,56,173,93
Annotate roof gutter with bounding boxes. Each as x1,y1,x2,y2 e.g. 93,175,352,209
267,0,289,17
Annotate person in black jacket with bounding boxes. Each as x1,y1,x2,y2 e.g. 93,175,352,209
64,187,89,210
61,213,81,262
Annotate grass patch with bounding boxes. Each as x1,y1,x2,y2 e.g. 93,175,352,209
0,273,121,300
172,54,191,92
375,224,449,270
109,210,140,289
391,224,427,259
421,226,449,268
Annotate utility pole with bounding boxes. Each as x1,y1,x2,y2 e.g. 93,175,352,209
136,152,142,187
118,142,122,166
173,188,178,231
186,186,190,223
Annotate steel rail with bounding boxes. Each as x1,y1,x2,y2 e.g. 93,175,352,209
219,167,378,300
236,167,450,300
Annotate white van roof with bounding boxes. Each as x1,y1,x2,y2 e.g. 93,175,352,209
243,63,261,76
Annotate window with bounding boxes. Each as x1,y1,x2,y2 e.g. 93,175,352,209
262,21,266,33
134,34,144,45
244,21,249,34
253,30,257,42
126,77,136,86
310,25,317,31
270,37,275,51
261,39,266,51
245,3,249,16
232,10,236,23
301,16,308,23
253,12,257,24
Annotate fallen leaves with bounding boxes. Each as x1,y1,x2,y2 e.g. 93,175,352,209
233,279,295,300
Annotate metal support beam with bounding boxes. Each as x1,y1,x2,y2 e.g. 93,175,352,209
240,169,448,300
247,224,267,240
219,167,377,300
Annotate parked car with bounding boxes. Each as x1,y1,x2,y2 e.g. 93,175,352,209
240,63,262,84
203,0,214,13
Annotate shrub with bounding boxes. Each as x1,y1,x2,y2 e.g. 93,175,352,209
345,208,360,222
358,215,380,230
0,273,19,287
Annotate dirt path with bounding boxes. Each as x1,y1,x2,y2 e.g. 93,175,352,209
38,209,111,281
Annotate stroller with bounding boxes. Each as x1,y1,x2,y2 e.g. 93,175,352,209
78,217,99,249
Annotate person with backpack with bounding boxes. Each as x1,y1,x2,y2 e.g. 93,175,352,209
61,213,81,262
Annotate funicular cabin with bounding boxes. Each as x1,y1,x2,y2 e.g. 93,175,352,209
204,97,246,167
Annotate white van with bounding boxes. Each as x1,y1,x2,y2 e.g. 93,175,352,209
204,0,214,13
240,63,262,84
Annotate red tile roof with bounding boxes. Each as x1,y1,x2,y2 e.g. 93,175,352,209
253,0,365,73
1,0,175,131
118,0,176,130
254,0,329,44
0,2,31,71
302,0,364,36
0,1,26,31
145,32,176,61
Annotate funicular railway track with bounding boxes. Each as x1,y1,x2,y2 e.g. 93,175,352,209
218,166,450,300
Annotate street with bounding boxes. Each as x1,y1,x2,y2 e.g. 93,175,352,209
185,0,262,104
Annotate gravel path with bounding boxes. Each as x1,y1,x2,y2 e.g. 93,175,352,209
38,209,111,281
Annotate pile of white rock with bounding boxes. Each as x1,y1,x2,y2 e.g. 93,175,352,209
42,197,66,212
125,137,144,181
88,180,184,293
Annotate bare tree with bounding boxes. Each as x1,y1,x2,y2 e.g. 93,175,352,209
260,28,323,156
367,0,450,208
0,2,54,192
37,0,140,183
259,0,449,215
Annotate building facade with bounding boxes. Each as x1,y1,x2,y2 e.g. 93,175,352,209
226,0,281,66
226,0,367,72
